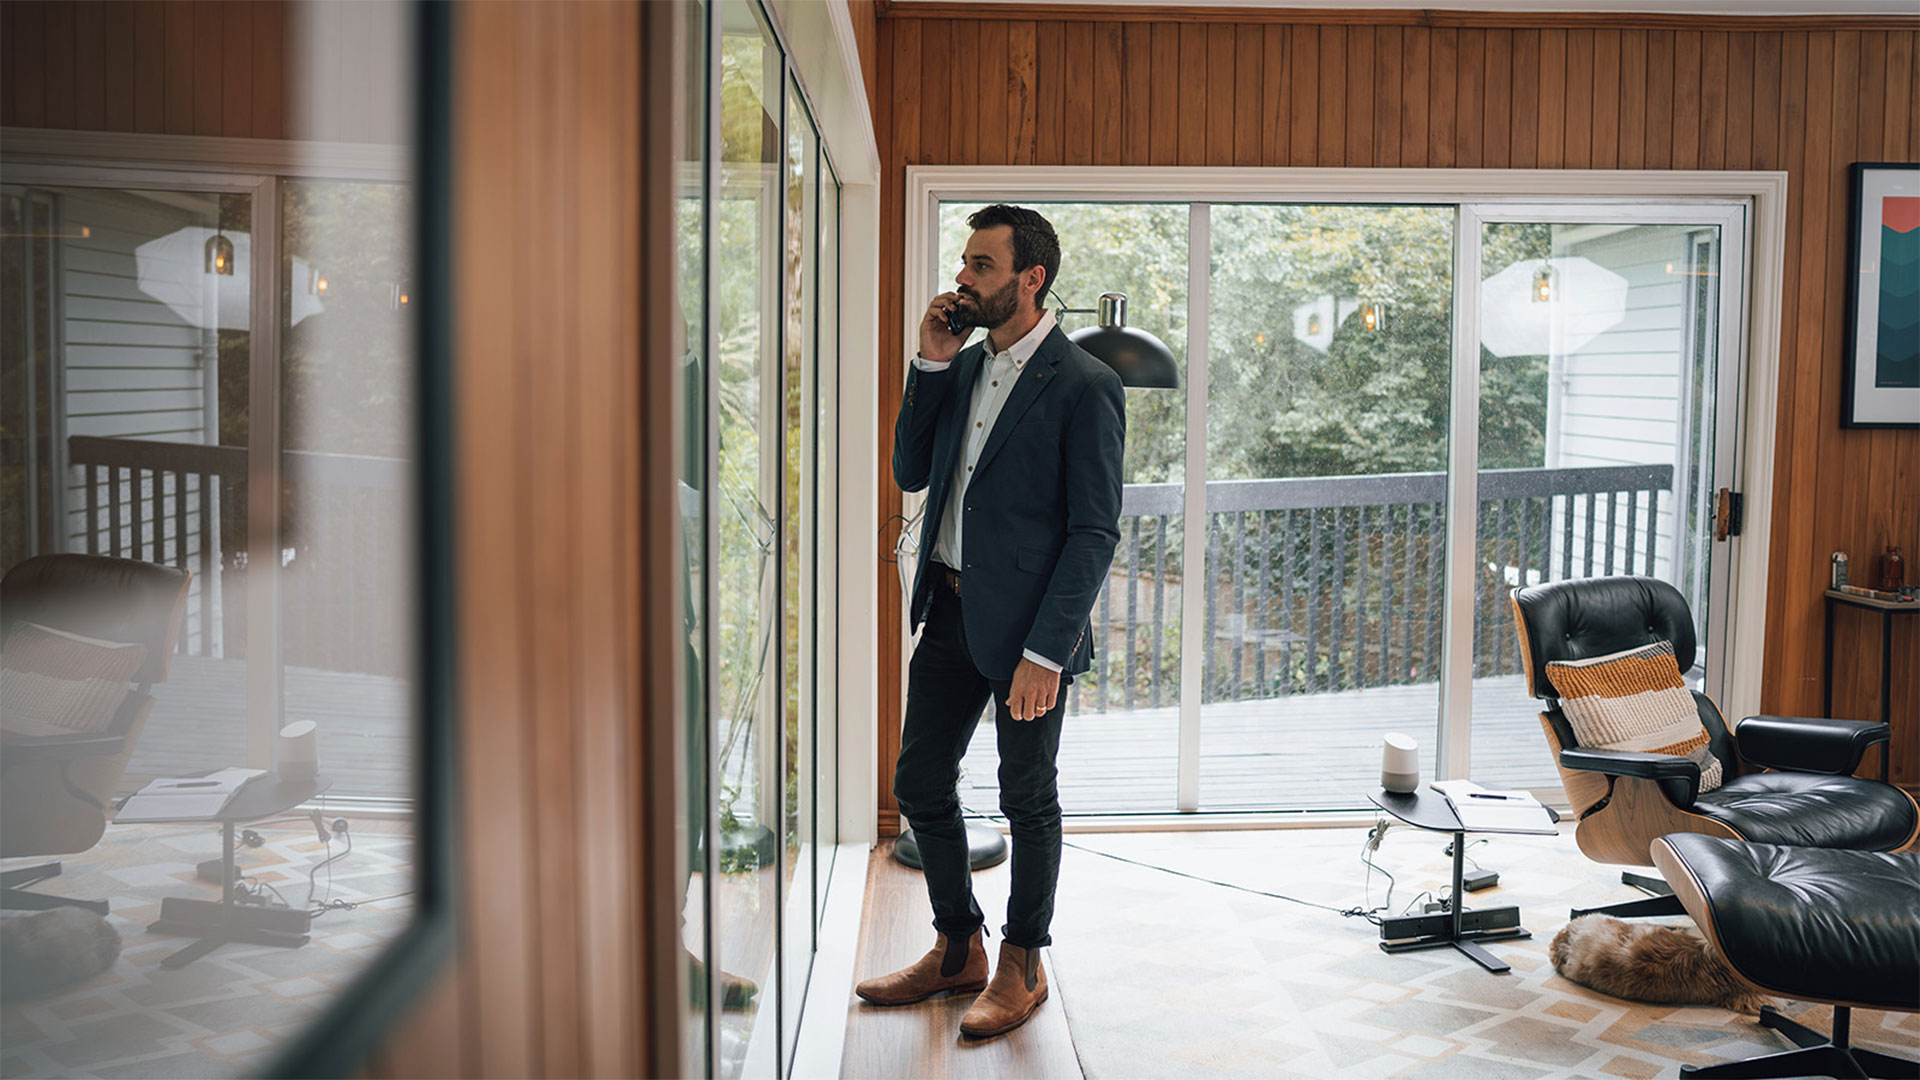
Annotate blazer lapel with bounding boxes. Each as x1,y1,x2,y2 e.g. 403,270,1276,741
932,344,986,494
973,327,1066,478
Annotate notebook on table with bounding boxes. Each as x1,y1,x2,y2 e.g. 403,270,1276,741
1429,778,1559,835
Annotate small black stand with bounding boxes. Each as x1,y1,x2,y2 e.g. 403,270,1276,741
1367,787,1531,974
124,773,334,968
892,823,1009,871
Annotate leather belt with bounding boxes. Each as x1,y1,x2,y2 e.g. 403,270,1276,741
934,564,962,596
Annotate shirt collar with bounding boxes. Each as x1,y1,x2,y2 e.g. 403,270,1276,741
987,309,1055,369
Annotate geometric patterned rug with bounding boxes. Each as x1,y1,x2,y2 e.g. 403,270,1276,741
1047,824,1919,1079
1,813,412,1079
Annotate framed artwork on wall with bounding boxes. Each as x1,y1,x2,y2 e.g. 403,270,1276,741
1843,162,1920,428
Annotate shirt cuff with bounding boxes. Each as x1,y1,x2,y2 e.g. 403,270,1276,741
1022,648,1062,673
911,354,953,372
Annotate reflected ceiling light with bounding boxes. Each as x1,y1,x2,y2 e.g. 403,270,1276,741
310,268,329,296
1306,311,1324,336
205,232,234,276
1056,291,1180,389
1532,264,1553,303
1361,302,1384,333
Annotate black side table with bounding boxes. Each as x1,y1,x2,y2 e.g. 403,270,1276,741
1823,589,1918,782
1367,787,1533,974
120,773,333,968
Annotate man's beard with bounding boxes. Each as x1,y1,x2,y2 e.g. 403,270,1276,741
958,277,1020,329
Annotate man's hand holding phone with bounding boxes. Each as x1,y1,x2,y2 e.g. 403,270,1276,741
919,291,970,364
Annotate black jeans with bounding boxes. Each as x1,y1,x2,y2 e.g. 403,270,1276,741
894,569,1067,950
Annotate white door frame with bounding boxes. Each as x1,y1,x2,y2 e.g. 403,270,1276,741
905,166,1787,808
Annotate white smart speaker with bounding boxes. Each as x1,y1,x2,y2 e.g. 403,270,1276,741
1381,732,1419,794
277,720,319,781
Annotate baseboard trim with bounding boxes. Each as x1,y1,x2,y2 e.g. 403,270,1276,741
790,842,872,1080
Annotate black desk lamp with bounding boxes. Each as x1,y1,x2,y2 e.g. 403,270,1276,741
1057,292,1180,389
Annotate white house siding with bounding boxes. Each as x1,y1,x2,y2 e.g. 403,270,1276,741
1541,225,1717,625
54,187,224,654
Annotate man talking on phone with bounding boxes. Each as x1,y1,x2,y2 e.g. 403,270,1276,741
855,205,1125,1038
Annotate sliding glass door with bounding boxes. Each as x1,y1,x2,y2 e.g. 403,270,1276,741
927,193,1749,814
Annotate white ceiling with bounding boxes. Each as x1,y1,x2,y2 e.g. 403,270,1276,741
889,0,1915,15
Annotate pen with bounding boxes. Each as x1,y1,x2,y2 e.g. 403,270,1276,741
1466,792,1520,800
166,781,222,788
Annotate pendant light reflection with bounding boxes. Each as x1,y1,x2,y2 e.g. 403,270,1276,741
1361,302,1384,333
1532,264,1553,303
205,232,235,276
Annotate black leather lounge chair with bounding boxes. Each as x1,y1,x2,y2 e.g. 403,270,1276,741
1510,576,1920,919
1652,833,1919,1079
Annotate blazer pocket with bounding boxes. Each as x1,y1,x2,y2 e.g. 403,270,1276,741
1016,547,1058,575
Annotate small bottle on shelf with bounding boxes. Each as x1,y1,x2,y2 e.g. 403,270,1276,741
1831,551,1848,589
1881,545,1905,593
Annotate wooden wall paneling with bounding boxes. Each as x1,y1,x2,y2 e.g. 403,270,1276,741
954,20,978,163
250,0,284,140
892,18,919,169
1092,21,1122,164
12,2,48,127
44,0,77,130
1347,26,1377,168
1260,24,1288,167
192,0,223,136
1290,24,1317,166
219,1,252,142
1885,33,1914,159
1375,26,1403,168
1317,24,1346,167
1036,20,1064,165
162,1,193,133
72,0,104,130
1752,32,1783,170
1825,32,1870,731
1482,28,1511,169
1234,24,1264,167
1177,23,1207,166
921,19,948,167
1205,23,1235,166
1618,29,1647,169
133,1,165,132
1589,29,1620,168
1561,29,1592,169
1509,29,1539,168
1454,27,1484,167
1010,20,1037,165
1725,31,1754,169
1146,22,1176,165
1121,22,1150,166
1063,20,1094,165
1643,30,1674,168
1428,28,1456,167
1756,29,1804,716
452,2,540,1071
878,15,907,834
980,19,1011,164
101,0,135,130
1532,28,1563,167
1700,31,1729,169
1671,30,1703,168
1400,27,1428,167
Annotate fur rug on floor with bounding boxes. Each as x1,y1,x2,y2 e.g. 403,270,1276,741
1550,914,1775,1015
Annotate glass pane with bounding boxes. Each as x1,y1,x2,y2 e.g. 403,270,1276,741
0,184,255,796
677,0,712,1074
778,74,817,1051
1200,204,1455,810
814,160,838,933
1471,221,1723,793
938,201,1189,815
713,1,781,1073
278,179,415,804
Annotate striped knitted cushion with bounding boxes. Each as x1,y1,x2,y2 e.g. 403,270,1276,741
1,623,148,737
1546,640,1722,794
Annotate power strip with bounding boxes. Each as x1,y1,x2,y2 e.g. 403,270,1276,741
1378,904,1521,941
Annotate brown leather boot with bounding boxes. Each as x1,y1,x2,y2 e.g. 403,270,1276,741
854,929,989,1006
959,941,1048,1038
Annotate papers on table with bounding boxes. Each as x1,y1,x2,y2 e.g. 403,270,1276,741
116,767,265,822
1429,779,1559,835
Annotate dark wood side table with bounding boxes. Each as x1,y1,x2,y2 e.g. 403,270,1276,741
1366,787,1535,974
1823,589,1918,782
118,773,333,968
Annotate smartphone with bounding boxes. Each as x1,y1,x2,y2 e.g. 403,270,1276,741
945,305,966,337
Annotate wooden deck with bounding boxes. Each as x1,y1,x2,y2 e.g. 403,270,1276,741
127,659,1558,812
960,674,1561,814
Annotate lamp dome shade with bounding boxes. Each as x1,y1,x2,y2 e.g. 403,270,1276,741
1065,293,1180,388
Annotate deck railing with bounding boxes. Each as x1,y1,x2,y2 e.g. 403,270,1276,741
1069,463,1675,715
67,435,411,675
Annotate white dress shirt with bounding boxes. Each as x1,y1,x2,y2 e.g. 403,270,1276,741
913,309,1063,672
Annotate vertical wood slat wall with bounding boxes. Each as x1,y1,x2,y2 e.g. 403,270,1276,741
873,12,1920,829
6,2,686,1076
365,3,684,1078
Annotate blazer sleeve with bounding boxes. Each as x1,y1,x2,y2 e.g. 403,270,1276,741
893,360,953,493
1023,369,1126,664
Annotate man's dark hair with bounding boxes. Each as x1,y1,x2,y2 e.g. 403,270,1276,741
967,204,1060,307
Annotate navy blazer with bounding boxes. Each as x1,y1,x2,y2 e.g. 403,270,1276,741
893,324,1126,681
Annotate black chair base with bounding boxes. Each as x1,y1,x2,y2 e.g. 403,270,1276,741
1570,892,1685,919
1680,1007,1920,1079
0,862,110,916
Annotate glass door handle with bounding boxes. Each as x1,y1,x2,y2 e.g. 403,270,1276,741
1713,488,1744,542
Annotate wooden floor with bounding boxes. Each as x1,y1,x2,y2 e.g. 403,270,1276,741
841,842,1083,1080
961,674,1556,814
